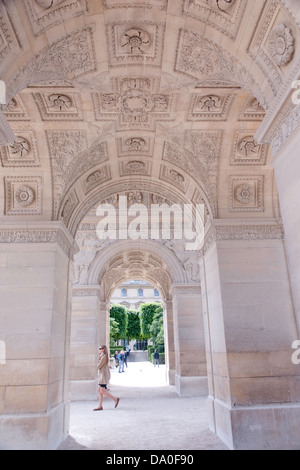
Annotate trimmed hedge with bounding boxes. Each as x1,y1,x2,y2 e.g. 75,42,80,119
110,346,123,356
150,352,165,365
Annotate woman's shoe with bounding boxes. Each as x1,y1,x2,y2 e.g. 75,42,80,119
93,407,103,411
115,398,120,409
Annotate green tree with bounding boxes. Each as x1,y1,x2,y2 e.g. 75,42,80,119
126,310,141,341
150,306,165,352
139,303,159,340
109,317,120,346
110,304,127,342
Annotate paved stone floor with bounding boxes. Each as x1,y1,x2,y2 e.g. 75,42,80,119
59,361,228,451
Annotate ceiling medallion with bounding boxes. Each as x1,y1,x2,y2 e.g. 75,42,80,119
15,186,35,207
235,184,255,205
269,24,294,66
120,89,155,115
121,28,151,55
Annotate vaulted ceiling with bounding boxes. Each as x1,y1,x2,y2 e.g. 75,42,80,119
0,0,298,290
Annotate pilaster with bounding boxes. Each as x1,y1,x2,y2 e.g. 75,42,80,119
0,221,77,450
171,283,208,397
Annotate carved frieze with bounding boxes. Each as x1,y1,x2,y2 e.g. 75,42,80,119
103,0,168,9
230,176,264,212
106,22,165,67
4,176,42,215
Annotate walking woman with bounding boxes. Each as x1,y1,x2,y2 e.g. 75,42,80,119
93,345,120,411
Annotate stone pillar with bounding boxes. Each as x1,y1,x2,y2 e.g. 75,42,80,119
200,220,300,450
69,286,101,401
0,222,77,450
171,284,207,397
164,300,176,385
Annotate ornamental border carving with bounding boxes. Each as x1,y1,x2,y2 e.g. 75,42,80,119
0,221,78,259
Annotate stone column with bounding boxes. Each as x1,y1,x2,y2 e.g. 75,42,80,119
171,284,207,397
200,220,300,450
164,300,176,385
0,222,77,450
69,286,101,401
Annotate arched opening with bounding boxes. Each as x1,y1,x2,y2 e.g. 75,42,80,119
0,0,300,451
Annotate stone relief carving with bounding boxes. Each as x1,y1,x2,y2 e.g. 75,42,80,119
183,0,246,40
10,137,30,158
15,186,35,207
1,132,39,167
93,77,174,131
107,22,165,66
231,132,267,165
268,24,294,66
8,27,96,102
187,93,233,120
33,92,83,120
24,1,87,36
176,29,267,109
235,183,255,205
128,191,143,204
230,176,264,212
4,177,42,215
239,95,265,121
4,97,30,121
160,165,188,192
121,28,151,54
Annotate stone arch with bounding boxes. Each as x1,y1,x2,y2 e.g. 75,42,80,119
88,239,187,295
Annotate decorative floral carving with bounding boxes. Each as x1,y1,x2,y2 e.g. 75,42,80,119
269,24,294,66
198,95,221,111
126,161,145,172
120,90,155,115
48,94,72,111
15,186,35,207
128,191,143,204
125,137,146,150
239,136,260,156
170,170,184,183
10,137,30,158
235,184,255,205
86,170,103,185
121,28,151,54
